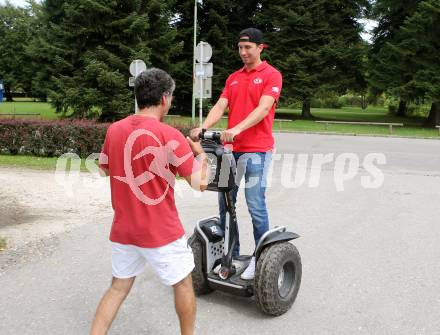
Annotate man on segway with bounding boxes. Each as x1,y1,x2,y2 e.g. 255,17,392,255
190,27,282,280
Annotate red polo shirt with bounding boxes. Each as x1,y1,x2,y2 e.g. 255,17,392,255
220,61,282,152
99,115,200,248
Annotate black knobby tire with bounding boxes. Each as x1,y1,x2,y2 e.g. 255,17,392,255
254,242,302,316
190,237,213,295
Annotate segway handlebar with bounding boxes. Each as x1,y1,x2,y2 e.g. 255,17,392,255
199,129,222,142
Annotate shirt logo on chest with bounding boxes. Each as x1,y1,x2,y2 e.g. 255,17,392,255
253,78,263,84
113,129,192,205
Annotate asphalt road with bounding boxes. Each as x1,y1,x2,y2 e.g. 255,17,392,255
1,133,440,335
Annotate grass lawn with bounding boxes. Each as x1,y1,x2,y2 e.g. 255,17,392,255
276,106,427,125
166,107,439,138
0,154,93,171
1,105,438,171
274,106,438,138
0,100,58,120
1,101,438,138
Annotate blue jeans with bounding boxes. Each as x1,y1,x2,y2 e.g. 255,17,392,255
219,152,272,257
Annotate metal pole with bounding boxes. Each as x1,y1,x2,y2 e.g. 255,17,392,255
199,43,204,127
135,62,138,113
192,0,197,124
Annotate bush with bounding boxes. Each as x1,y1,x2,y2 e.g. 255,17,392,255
0,119,192,158
0,119,110,157
388,105,398,114
278,97,302,109
405,104,430,117
384,95,400,114
311,96,344,109
339,95,368,108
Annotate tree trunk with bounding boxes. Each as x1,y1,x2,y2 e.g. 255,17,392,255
361,94,367,110
397,100,407,117
425,102,440,127
5,87,14,102
301,100,312,119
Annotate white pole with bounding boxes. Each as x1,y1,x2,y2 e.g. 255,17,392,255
192,0,197,124
135,62,138,113
199,43,204,127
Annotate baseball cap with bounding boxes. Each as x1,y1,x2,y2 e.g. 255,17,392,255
238,28,266,46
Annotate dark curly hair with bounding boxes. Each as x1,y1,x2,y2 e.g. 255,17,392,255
134,68,175,109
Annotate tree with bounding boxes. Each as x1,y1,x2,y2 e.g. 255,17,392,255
0,2,34,101
258,0,368,118
388,0,440,126
33,0,181,121
370,0,440,125
369,0,422,116
170,0,261,115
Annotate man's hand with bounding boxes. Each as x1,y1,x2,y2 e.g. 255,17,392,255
186,136,204,156
189,128,203,142
184,136,209,192
221,127,242,143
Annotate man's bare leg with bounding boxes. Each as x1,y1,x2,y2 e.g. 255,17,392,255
90,277,136,335
173,274,196,335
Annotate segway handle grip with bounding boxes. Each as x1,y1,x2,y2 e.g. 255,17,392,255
199,129,222,142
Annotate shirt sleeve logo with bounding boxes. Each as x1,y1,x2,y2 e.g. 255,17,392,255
253,78,263,84
272,86,280,93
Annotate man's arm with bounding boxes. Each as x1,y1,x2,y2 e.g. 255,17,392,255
98,151,109,176
99,166,109,176
202,97,228,129
190,98,228,140
221,95,275,142
183,137,210,191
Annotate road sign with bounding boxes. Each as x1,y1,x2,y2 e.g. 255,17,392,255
129,59,146,77
194,41,213,126
129,60,146,113
195,42,212,63
194,77,212,99
195,63,213,78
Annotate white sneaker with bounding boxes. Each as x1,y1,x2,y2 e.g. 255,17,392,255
213,263,221,274
213,260,241,275
240,256,255,280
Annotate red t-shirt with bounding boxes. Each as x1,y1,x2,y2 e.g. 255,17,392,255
220,61,282,152
99,115,200,248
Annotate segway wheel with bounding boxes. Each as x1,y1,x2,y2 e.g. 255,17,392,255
254,242,302,316
190,237,213,295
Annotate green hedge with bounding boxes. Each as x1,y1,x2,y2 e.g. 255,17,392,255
0,119,193,158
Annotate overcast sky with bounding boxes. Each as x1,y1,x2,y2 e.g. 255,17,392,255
0,0,31,6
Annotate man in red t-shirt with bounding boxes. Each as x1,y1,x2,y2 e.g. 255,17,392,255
190,28,282,280
91,68,209,335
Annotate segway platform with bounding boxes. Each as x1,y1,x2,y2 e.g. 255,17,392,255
189,131,302,316
206,256,254,297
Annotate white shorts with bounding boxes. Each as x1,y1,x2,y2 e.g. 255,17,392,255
111,236,195,286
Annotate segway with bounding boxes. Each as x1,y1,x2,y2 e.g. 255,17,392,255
188,130,302,316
